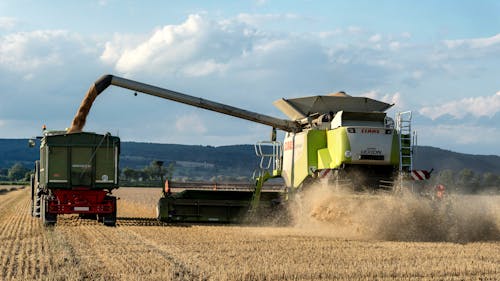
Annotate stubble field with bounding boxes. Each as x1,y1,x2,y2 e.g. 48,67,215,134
1,186,499,280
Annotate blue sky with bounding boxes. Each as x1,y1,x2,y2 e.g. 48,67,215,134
0,0,499,155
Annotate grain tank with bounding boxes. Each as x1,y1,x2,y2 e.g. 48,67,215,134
30,130,120,226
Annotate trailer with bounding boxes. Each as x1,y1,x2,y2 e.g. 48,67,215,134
30,131,120,226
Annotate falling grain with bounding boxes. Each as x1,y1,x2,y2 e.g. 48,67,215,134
67,84,99,133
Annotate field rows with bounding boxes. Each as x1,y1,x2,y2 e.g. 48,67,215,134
0,187,499,280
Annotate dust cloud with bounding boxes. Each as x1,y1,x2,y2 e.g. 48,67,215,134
67,84,99,133
290,183,500,243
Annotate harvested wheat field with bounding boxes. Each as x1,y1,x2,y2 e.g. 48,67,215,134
1,186,500,281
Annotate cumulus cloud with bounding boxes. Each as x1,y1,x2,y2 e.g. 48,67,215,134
419,92,500,120
0,30,89,72
99,13,333,82
101,14,253,76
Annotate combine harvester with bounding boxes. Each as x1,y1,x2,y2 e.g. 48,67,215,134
30,74,428,225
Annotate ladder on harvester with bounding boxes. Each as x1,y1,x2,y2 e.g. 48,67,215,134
396,111,413,190
249,141,283,213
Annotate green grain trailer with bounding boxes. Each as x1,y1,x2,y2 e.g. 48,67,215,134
30,131,120,226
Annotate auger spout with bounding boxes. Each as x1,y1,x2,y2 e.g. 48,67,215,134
68,74,301,133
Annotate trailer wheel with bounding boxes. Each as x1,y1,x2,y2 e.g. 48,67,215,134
32,161,41,218
41,195,57,226
102,196,117,227
33,195,41,218
30,174,35,217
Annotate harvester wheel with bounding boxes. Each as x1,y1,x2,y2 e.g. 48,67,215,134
41,195,57,226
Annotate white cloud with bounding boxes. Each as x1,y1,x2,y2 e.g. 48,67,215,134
361,90,403,107
111,14,208,74
175,113,207,134
0,17,17,30
0,30,88,72
419,92,500,120
444,33,500,49
102,14,253,76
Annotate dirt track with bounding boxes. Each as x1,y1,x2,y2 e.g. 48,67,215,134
1,187,499,280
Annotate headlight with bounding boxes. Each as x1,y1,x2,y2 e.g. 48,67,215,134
345,150,352,158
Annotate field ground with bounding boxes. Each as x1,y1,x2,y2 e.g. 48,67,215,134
1,186,499,280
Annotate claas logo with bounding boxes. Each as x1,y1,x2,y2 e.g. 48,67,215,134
284,141,293,151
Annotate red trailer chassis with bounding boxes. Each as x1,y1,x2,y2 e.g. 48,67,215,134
42,188,117,226
48,189,115,214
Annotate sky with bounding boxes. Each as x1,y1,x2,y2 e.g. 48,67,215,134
0,0,499,155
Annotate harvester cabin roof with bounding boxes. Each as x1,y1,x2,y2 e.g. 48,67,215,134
273,93,393,121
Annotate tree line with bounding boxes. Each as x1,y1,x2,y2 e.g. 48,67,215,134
0,161,177,184
2,162,500,194
0,163,31,182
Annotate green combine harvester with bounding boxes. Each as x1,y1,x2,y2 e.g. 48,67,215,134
59,74,420,223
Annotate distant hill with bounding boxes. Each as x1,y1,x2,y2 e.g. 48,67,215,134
413,146,500,174
0,139,37,168
0,139,499,176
